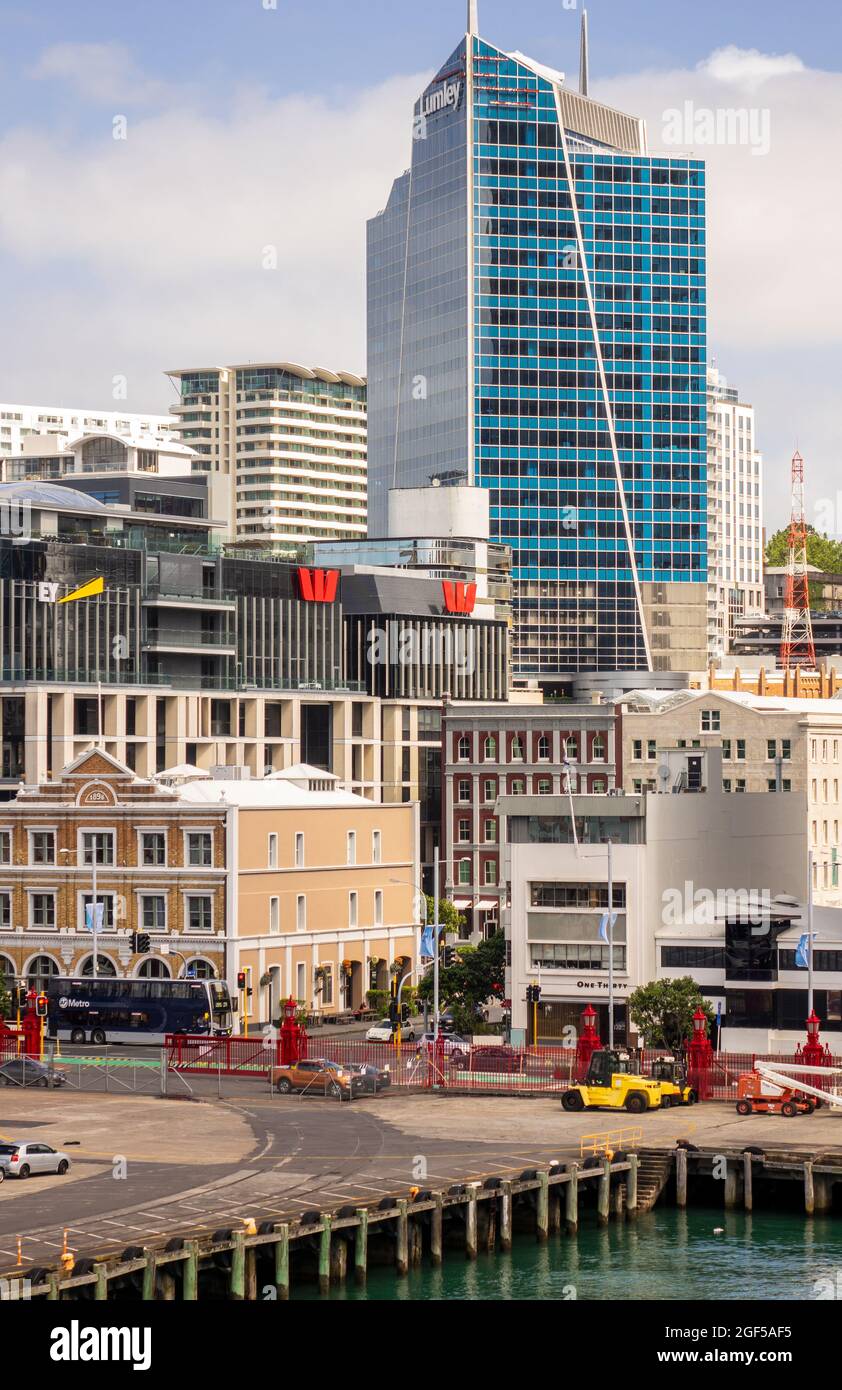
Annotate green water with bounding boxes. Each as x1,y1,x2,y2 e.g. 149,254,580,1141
295,1208,842,1301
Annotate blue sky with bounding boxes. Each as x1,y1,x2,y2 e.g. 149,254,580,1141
0,0,840,529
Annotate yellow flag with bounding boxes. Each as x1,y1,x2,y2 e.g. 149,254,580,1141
58,576,105,604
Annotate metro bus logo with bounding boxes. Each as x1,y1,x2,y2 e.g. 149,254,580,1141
442,581,477,615
297,568,339,603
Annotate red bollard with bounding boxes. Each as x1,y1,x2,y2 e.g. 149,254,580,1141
687,1007,713,1101
575,1003,602,1082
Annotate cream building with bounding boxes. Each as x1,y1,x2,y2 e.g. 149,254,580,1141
176,766,419,1025
165,363,367,545
619,688,842,903
706,365,764,658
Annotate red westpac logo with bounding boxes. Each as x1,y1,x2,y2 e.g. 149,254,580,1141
297,568,339,603
442,580,477,615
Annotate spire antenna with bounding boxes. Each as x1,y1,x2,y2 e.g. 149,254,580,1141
579,7,590,96
468,1,478,34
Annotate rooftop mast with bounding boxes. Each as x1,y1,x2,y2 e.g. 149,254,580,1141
579,7,590,95
780,450,816,670
468,1,478,34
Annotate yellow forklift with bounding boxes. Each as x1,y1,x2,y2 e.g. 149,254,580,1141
561,1049,696,1114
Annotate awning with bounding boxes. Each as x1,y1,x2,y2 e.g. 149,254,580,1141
451,898,472,909
475,899,499,911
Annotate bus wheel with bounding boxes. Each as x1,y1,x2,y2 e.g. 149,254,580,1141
91,1029,106,1046
70,1029,86,1045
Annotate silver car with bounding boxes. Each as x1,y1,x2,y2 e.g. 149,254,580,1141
0,1140,71,1179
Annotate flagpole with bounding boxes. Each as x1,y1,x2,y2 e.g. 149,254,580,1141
607,837,613,1051
807,847,813,1016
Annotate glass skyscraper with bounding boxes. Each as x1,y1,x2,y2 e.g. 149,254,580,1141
367,16,707,677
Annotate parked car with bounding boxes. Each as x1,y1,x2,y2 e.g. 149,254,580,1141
365,1019,417,1043
417,1032,470,1058
0,1058,67,1088
271,1058,361,1098
453,1045,525,1074
0,1140,71,1179
345,1062,392,1094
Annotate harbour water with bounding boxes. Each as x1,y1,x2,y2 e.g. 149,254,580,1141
296,1206,842,1301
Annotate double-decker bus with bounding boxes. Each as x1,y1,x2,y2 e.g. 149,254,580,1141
46,976,233,1045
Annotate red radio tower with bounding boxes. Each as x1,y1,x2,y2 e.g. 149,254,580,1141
780,450,816,670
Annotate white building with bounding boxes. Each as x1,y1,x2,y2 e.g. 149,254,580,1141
500,747,838,1054
706,365,765,658
165,363,367,546
0,402,175,457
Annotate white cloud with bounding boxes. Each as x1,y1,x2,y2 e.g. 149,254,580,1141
698,45,806,92
27,41,174,107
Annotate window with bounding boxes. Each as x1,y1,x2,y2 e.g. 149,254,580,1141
141,831,166,866
269,897,280,934
484,819,497,843
458,859,471,885
632,740,642,760
30,893,56,930
592,734,606,761
767,780,777,793
767,740,776,760
268,833,278,869
782,779,792,792
372,830,381,865
483,779,496,803
186,831,213,866
530,942,626,972
296,895,306,932
82,831,114,866
141,895,166,932
592,778,606,794
483,860,497,886
321,966,333,1007
781,739,791,760
661,946,726,969
537,735,550,761
458,818,471,843
530,882,627,909
646,740,656,761
0,892,10,930
722,739,731,760
700,709,720,731
0,832,10,865
186,895,213,933
295,832,304,868
511,777,525,795
349,892,358,928
374,889,383,927
511,735,524,760
735,740,746,760
347,831,356,866
81,894,114,929
537,778,552,794
458,779,471,803
736,779,746,793
458,735,471,761
29,831,55,865
722,779,731,793
484,735,497,759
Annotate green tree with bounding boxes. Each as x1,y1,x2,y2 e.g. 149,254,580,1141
0,968,10,1020
765,526,842,606
424,894,464,935
417,932,506,1035
628,977,714,1051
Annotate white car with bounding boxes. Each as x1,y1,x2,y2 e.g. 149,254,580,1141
0,1140,72,1179
418,1032,470,1057
365,1018,416,1043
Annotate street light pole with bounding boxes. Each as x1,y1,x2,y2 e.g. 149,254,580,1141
807,847,814,1016
433,844,440,1042
607,838,613,1051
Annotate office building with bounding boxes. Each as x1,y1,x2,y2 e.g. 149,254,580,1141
367,8,707,678
0,402,175,458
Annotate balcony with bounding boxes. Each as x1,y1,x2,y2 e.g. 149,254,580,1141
142,629,236,655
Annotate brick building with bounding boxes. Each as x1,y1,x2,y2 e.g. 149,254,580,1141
0,748,227,991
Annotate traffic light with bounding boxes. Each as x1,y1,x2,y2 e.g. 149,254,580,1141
442,947,457,968
526,984,542,1005
15,983,26,1011
35,993,48,1018
388,999,398,1027
237,971,247,991
131,933,151,954
400,1003,410,1023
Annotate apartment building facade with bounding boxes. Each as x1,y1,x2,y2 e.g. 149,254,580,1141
0,749,227,993
443,701,619,940
165,363,367,546
618,688,842,903
706,365,764,658
0,403,175,458
179,770,419,1025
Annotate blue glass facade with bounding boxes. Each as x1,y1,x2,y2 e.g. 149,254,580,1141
367,32,707,675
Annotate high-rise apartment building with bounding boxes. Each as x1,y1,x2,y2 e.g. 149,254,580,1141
367,8,708,679
706,364,764,657
165,363,367,547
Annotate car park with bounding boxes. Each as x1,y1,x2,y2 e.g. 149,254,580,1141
0,1140,71,1178
0,1058,67,1088
271,1058,362,1098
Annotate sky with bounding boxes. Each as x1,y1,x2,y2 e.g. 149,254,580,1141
0,0,840,532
